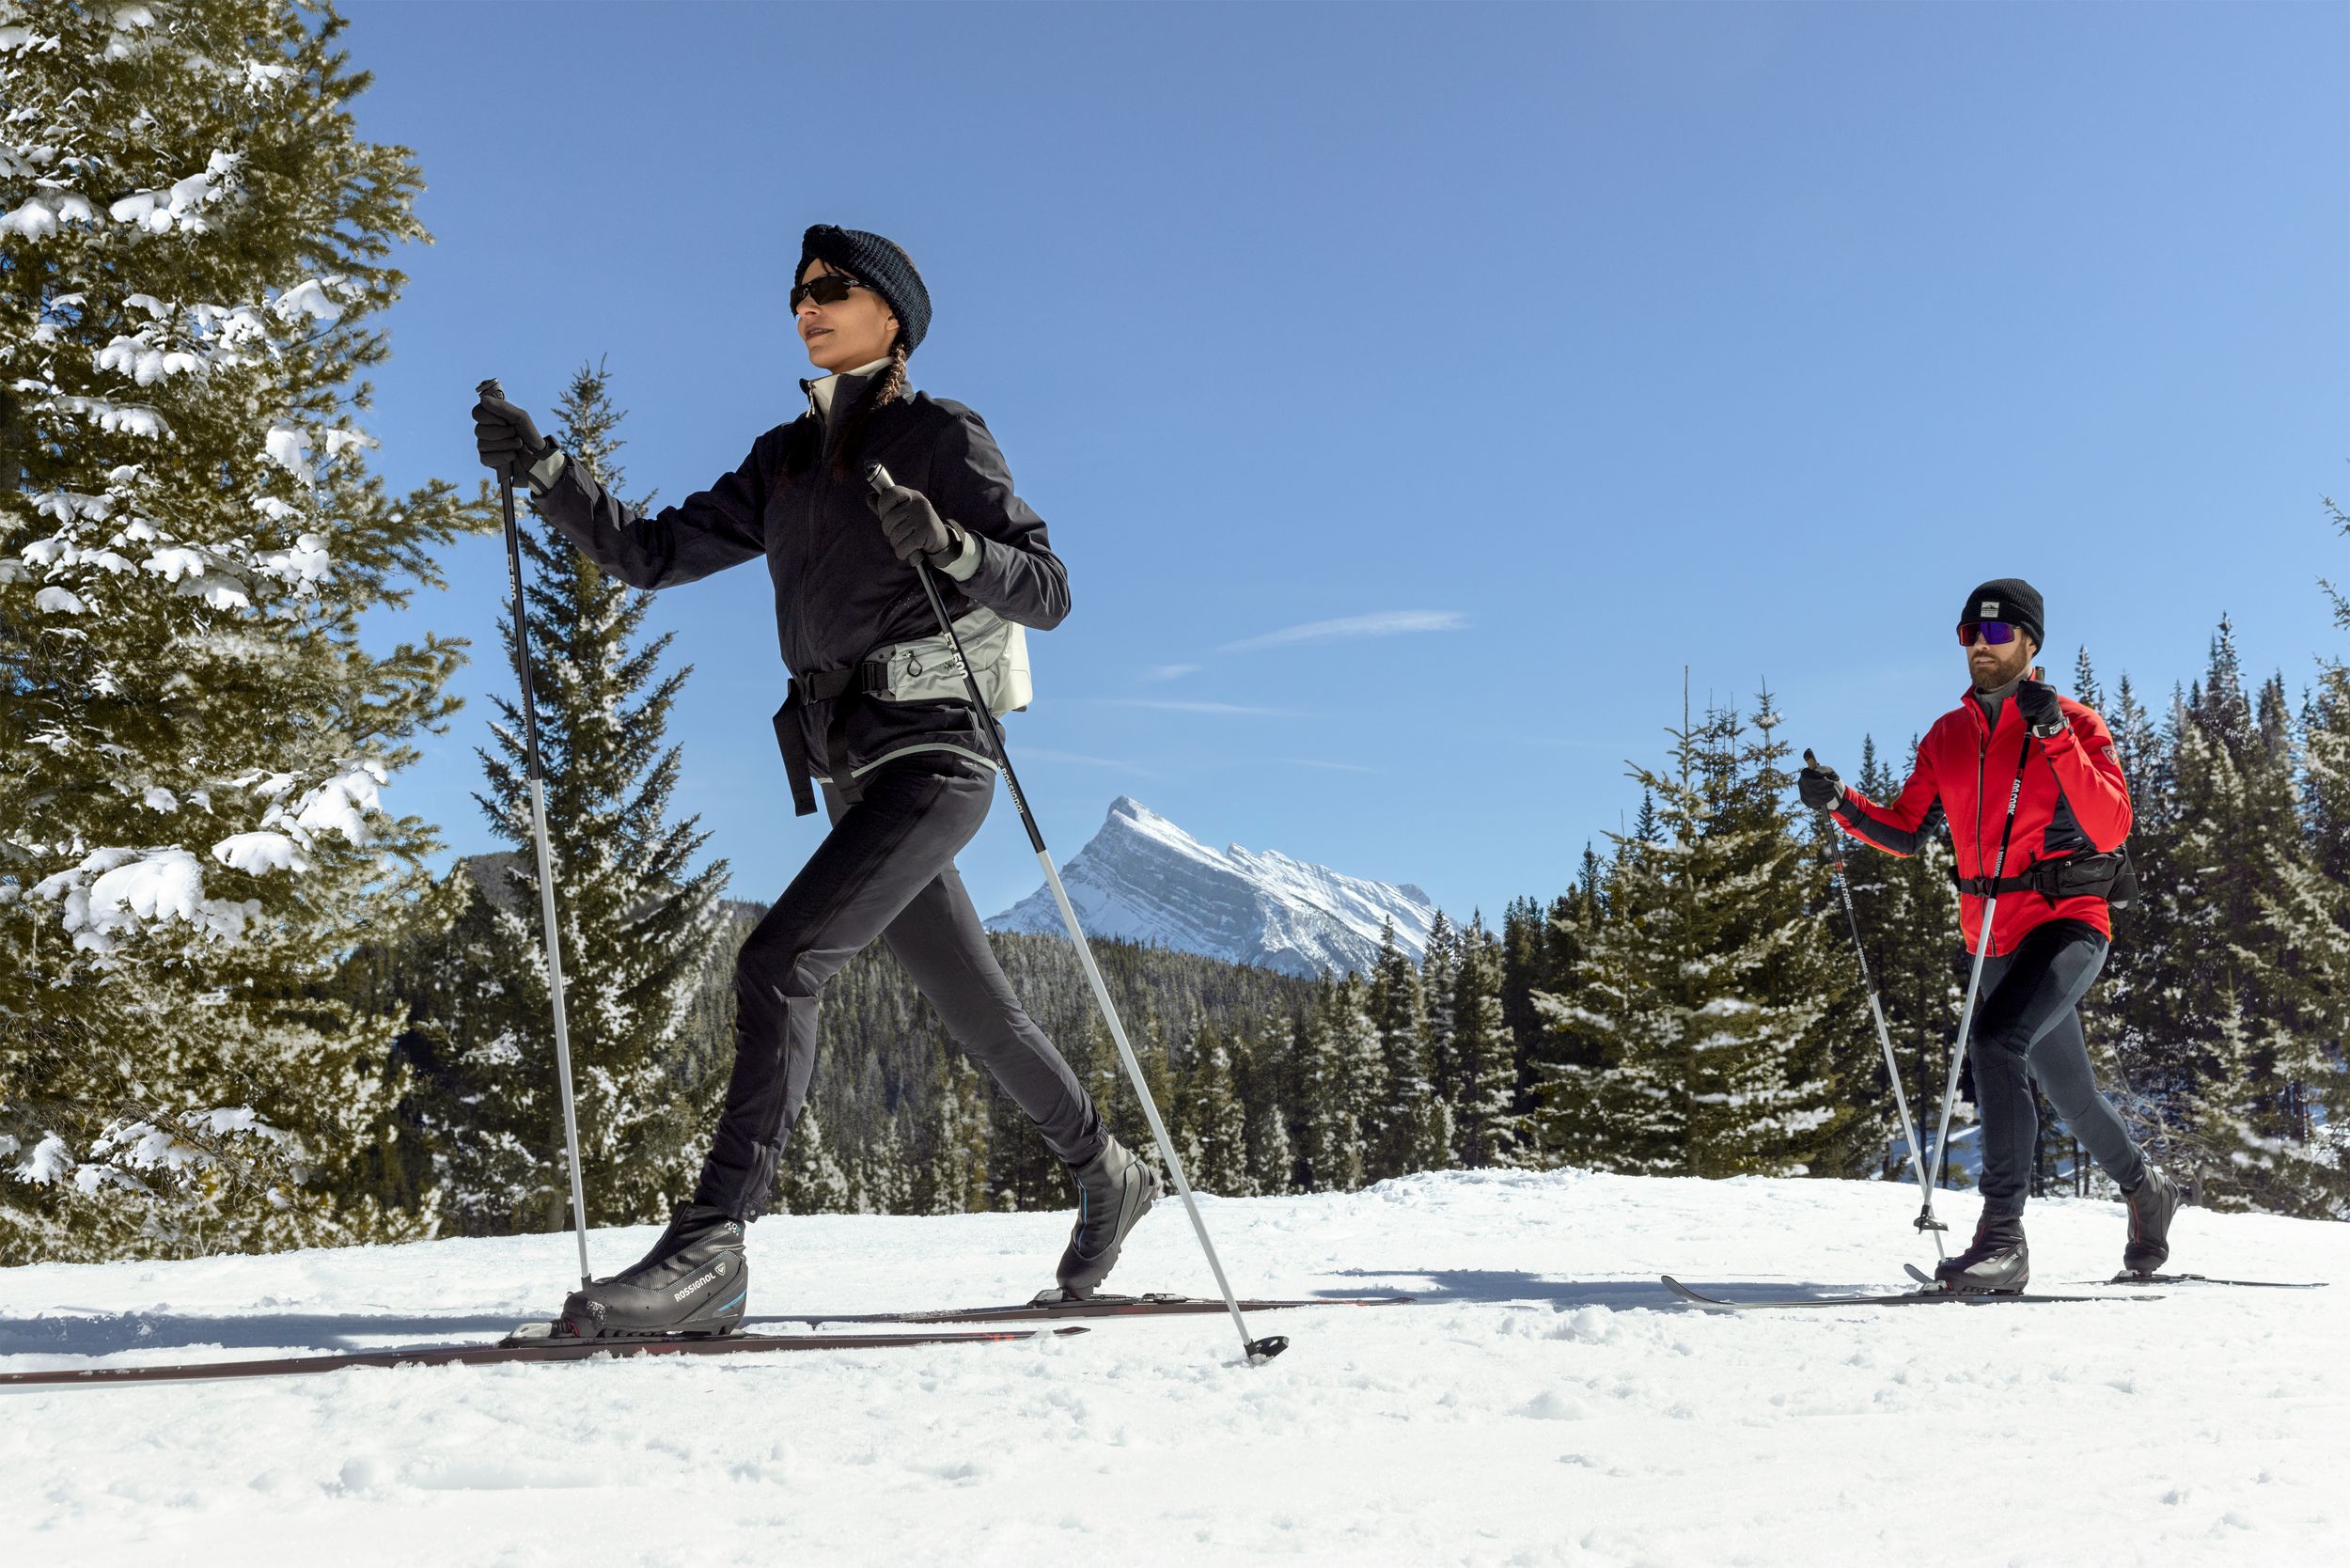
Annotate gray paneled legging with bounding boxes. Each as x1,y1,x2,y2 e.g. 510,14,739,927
1968,917,2147,1220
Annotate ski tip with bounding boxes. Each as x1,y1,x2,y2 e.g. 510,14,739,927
1245,1335,1290,1364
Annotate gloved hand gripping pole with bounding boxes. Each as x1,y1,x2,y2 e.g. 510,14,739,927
479,378,595,1290
866,463,1286,1365
1806,750,1942,1260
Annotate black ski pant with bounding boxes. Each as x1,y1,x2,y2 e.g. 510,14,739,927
694,753,1105,1220
1968,917,2146,1222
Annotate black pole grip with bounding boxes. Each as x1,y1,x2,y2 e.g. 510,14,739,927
477,377,506,402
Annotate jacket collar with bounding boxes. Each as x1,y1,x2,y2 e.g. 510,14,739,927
802,357,893,424
1960,679,2025,745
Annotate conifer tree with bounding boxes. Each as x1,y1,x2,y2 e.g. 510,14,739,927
0,1,484,1261
1292,998,1363,1191
1173,1026,1251,1196
2129,623,2314,1206
1448,916,1519,1166
1239,1026,1299,1195
917,1049,991,1215
1531,693,1846,1176
1419,912,1461,1117
1365,921,1445,1178
426,360,727,1233
775,1105,851,1215
859,1120,915,1215
1330,974,1387,1178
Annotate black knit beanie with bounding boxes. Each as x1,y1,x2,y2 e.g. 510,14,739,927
796,225,931,353
1959,578,2044,650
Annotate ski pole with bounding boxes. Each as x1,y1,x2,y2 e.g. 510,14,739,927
1921,721,2038,1222
866,463,1286,1366
479,378,594,1290
1805,751,1943,1260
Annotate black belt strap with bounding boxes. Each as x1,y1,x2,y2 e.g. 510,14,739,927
1953,870,2047,899
772,658,891,817
1952,852,2124,903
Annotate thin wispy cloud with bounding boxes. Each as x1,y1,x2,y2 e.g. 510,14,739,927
1218,609,1468,654
1089,698,1301,717
1017,747,1154,776
1142,663,1203,682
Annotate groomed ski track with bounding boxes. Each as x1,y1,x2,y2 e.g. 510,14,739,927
3,1169,2342,1568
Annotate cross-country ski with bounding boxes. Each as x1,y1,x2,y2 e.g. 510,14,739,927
2093,1273,2330,1290
1663,1275,2140,1310
0,1325,1088,1390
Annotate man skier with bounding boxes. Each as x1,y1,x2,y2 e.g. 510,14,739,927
1799,579,2181,1292
470,226,1158,1340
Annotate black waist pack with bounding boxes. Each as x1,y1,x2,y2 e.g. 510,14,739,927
1954,848,2138,911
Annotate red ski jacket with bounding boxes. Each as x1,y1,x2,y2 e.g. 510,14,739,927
1832,686,2133,955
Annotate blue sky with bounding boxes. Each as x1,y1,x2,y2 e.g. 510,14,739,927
348,2,2348,926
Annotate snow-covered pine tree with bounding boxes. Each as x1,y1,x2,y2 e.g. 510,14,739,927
1736,693,1862,1176
1329,973,1387,1179
858,1118,915,1215
1418,911,1460,1118
0,1,485,1262
425,360,728,1234
1448,915,1519,1167
2094,669,2177,1153
775,1105,851,1215
1239,1026,1298,1195
1499,894,1570,1139
2124,626,2317,1208
1292,997,1362,1191
1530,691,1844,1177
1521,855,1606,1168
1365,919,1444,1179
916,1048,991,1215
1172,1025,1251,1197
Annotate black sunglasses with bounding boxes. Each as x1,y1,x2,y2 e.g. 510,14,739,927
790,271,867,313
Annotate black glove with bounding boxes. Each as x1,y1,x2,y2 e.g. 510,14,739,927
868,480,958,564
1797,752,1844,814
473,390,553,483
2016,678,2065,740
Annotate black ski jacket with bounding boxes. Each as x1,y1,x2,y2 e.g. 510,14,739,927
530,376,1068,813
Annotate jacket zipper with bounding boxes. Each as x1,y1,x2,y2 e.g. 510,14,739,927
1974,713,1990,958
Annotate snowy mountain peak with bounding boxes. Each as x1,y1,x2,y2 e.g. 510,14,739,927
988,798,1434,979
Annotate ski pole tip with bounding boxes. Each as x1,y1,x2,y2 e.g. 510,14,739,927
1246,1335,1290,1365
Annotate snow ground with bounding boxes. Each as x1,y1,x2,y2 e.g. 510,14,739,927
2,1170,2342,1568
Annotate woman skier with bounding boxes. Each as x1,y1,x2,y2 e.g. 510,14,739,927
471,225,1157,1339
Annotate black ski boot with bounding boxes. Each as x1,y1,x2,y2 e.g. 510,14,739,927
1934,1213,2029,1294
2122,1165,2183,1278
556,1202,748,1341
1053,1137,1161,1299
